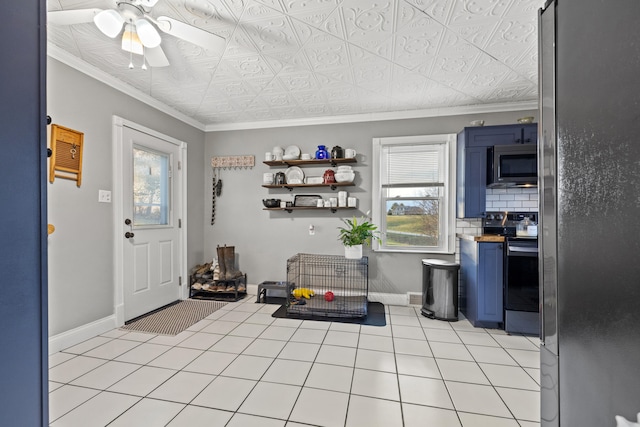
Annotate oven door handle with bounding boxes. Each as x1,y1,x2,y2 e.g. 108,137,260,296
507,246,539,256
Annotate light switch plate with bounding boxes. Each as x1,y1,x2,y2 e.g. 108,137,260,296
98,190,111,203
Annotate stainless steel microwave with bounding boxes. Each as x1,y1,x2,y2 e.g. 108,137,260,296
487,144,537,187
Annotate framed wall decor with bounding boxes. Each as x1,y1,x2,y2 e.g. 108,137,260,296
49,124,84,186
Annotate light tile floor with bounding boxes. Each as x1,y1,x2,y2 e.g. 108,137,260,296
49,298,541,426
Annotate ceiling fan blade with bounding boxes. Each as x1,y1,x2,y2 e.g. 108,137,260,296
155,16,225,51
145,46,170,67
48,8,102,25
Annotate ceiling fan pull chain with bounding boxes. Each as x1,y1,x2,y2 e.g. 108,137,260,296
141,47,147,70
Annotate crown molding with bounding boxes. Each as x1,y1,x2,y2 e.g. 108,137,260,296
203,101,539,132
47,43,206,131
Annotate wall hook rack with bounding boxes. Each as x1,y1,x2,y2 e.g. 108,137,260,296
211,155,255,170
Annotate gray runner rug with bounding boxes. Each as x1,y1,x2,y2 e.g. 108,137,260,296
121,299,227,336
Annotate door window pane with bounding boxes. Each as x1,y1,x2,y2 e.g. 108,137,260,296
133,147,169,226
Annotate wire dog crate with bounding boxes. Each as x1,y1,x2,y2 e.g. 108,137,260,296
286,253,368,318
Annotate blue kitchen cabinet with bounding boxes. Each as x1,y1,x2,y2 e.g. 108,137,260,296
459,239,504,328
456,123,538,218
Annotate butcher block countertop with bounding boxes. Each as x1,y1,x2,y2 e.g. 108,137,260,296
456,233,506,243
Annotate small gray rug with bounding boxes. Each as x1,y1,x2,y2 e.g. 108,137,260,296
121,299,227,336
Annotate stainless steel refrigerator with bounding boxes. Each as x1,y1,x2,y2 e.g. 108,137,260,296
539,1,640,425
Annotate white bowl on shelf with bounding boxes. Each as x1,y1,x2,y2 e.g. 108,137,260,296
305,176,323,184
335,172,355,183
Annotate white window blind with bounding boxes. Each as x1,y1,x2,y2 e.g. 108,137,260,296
381,144,445,187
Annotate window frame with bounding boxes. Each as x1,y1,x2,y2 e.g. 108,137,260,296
371,134,457,254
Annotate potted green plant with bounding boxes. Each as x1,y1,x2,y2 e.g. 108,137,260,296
338,215,381,259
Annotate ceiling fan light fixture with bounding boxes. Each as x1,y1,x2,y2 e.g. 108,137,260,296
94,9,124,38
135,18,161,48
122,24,144,55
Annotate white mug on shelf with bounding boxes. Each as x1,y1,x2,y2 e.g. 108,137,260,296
345,148,357,158
265,152,274,161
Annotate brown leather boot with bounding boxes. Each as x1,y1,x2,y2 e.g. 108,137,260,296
216,245,226,281
223,245,243,279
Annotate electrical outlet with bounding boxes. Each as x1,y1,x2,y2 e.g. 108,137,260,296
98,190,111,203
309,224,315,236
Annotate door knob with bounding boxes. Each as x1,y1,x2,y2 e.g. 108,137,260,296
125,232,135,238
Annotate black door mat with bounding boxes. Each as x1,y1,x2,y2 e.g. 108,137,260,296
121,299,227,335
271,301,386,327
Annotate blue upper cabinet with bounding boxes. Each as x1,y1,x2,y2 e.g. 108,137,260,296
456,123,538,218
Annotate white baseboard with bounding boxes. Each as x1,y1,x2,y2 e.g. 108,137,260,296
49,315,118,354
246,283,258,296
368,292,409,307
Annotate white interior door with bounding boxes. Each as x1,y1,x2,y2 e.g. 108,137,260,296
121,125,182,321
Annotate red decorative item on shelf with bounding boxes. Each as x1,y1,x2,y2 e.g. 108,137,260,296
323,169,336,184
324,291,334,302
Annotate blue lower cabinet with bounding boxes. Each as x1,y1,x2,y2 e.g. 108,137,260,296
460,239,504,328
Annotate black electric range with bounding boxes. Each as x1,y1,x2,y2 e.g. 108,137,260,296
483,211,539,336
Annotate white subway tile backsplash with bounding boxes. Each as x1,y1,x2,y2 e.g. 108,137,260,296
490,188,508,194
486,188,539,212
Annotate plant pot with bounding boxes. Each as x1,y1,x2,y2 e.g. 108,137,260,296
344,244,363,259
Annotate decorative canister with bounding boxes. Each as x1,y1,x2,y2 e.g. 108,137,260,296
274,172,286,185
331,145,344,159
323,169,336,184
316,145,329,159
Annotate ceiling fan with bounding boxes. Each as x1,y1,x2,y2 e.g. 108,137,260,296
48,0,226,68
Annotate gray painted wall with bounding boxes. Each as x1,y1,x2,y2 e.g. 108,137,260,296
46,56,536,337
204,110,536,296
47,58,205,336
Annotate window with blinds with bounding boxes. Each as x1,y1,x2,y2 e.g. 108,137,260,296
372,134,456,253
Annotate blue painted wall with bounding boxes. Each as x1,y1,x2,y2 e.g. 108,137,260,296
0,0,48,425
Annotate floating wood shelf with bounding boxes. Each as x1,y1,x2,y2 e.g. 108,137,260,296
262,182,354,191
264,158,356,167
263,206,356,213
